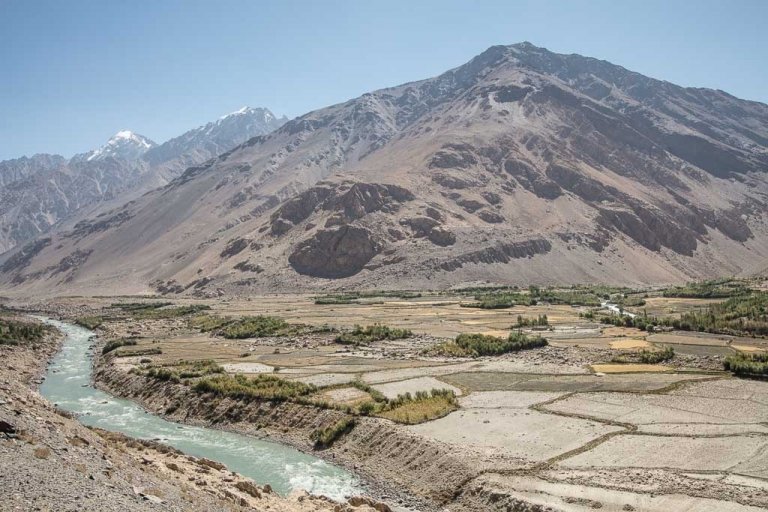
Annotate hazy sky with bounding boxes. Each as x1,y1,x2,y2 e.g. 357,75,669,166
1,0,766,160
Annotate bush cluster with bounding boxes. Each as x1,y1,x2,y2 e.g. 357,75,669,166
513,314,549,327
132,304,211,320
724,352,768,377
188,314,234,332
75,316,103,330
311,418,356,448
113,347,162,358
430,331,547,358
638,346,675,364
220,316,289,339
0,317,51,345
662,279,749,299
102,338,138,354
314,291,421,305
335,324,412,345
194,373,315,401
462,292,533,309
377,389,459,424
142,360,224,382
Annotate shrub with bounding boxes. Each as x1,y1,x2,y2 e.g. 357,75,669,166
0,317,52,345
349,380,388,403
462,292,533,309
649,291,768,337
194,373,315,401
111,302,173,312
314,295,358,305
430,331,547,358
146,367,180,383
377,389,459,424
335,324,412,345
142,360,223,382
75,316,103,330
662,279,749,299
513,314,549,327
102,338,137,354
188,314,234,332
638,346,675,364
219,316,289,339
724,352,768,377
311,418,356,448
537,290,602,307
114,347,162,357
131,304,211,320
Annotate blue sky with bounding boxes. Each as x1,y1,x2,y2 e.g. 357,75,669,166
1,0,766,160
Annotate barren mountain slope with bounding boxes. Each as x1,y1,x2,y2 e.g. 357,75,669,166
0,108,286,254
2,43,767,296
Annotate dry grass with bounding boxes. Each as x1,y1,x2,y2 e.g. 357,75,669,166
609,339,652,350
33,446,51,459
377,394,458,424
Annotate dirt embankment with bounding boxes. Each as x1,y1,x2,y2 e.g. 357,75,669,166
0,318,384,512
95,364,499,510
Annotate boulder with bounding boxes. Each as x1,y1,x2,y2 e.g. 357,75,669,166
289,225,381,278
428,227,456,246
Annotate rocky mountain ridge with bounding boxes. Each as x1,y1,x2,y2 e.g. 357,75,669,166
2,42,767,296
0,107,286,253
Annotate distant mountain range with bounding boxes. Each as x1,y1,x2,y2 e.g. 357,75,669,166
0,107,286,253
2,42,767,296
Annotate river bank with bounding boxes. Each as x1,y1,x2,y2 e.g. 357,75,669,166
0,313,386,512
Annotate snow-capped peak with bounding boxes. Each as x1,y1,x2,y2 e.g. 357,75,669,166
218,106,277,122
221,106,254,119
86,130,156,162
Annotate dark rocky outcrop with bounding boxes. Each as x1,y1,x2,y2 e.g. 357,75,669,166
455,198,484,213
289,225,381,278
233,261,263,273
440,239,552,271
220,238,250,258
428,143,478,169
427,227,456,247
477,210,505,224
545,163,614,202
51,249,92,280
0,237,51,273
400,217,441,237
504,159,562,199
271,182,414,235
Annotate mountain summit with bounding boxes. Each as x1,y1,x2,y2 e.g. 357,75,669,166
2,43,767,295
84,131,156,162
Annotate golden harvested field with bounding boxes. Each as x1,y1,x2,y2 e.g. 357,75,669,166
591,363,673,373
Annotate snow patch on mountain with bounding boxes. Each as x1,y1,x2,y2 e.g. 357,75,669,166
86,131,156,162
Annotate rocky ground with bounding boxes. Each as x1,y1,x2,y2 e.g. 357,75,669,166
0,314,384,512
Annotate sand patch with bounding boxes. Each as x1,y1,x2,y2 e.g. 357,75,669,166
480,330,511,337
609,339,651,350
601,326,646,338
591,364,671,373
319,387,370,405
732,344,766,353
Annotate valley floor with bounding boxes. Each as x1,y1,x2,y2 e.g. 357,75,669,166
8,290,768,511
